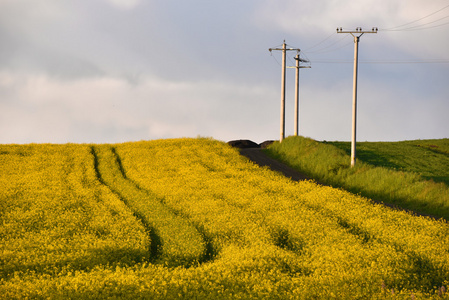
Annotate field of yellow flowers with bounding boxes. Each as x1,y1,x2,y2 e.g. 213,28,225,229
1,138,448,299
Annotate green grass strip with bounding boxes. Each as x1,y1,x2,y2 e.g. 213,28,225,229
328,139,449,185
91,145,206,267
266,136,449,220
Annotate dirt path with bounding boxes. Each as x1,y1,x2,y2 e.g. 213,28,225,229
239,148,315,182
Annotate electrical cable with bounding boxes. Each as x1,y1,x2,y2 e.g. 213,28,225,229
391,20,449,31
311,59,449,64
307,40,354,55
305,34,352,54
269,3,449,68
301,52,311,64
269,52,282,67
384,15,449,31
381,3,449,31
304,32,336,51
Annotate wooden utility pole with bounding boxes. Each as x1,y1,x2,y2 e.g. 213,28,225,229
337,27,377,167
269,41,300,142
294,55,300,136
292,54,310,136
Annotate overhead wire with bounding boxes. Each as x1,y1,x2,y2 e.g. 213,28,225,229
304,34,352,54
303,32,337,51
270,4,449,67
392,20,449,31
302,4,449,65
269,51,282,67
301,51,311,63
380,3,449,31
308,40,354,55
383,16,449,31
311,59,449,64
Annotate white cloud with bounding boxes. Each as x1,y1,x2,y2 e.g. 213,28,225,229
254,0,449,58
0,71,278,143
255,0,447,33
101,0,142,10
0,1,447,144
254,0,394,34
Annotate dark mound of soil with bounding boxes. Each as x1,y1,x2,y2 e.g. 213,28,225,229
227,140,260,149
259,140,275,149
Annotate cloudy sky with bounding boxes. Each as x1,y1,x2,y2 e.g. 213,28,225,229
1,0,448,144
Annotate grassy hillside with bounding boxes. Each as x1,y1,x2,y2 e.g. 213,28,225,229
1,138,449,299
266,136,449,220
328,139,449,185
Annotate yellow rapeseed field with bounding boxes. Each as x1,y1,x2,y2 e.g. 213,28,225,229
1,138,448,299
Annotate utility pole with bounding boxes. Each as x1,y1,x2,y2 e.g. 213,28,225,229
269,41,300,142
290,54,310,136
337,27,377,167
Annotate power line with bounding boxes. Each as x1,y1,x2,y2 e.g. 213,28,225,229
384,16,449,31
381,3,449,31
304,32,336,51
311,59,449,64
269,52,282,67
300,51,311,65
305,34,351,54
306,40,354,55
393,20,449,31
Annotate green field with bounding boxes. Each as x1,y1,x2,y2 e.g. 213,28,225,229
328,139,449,185
267,137,449,220
1,138,449,299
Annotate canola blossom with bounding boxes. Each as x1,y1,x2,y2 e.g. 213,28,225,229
1,139,448,299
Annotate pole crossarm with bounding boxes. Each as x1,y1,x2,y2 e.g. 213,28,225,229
287,66,311,69
336,27,378,35
269,47,299,51
269,44,301,52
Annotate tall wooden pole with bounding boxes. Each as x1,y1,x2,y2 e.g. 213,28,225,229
280,42,286,142
351,35,359,167
337,27,377,167
290,55,310,137
269,41,301,142
294,54,300,136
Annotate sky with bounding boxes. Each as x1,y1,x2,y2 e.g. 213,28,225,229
0,0,448,144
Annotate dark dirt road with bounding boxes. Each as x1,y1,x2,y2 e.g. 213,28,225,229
239,148,313,182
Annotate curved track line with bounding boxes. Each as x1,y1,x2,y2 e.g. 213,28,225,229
91,145,215,267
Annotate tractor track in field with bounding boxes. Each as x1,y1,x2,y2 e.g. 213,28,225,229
91,145,216,267
91,146,162,261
